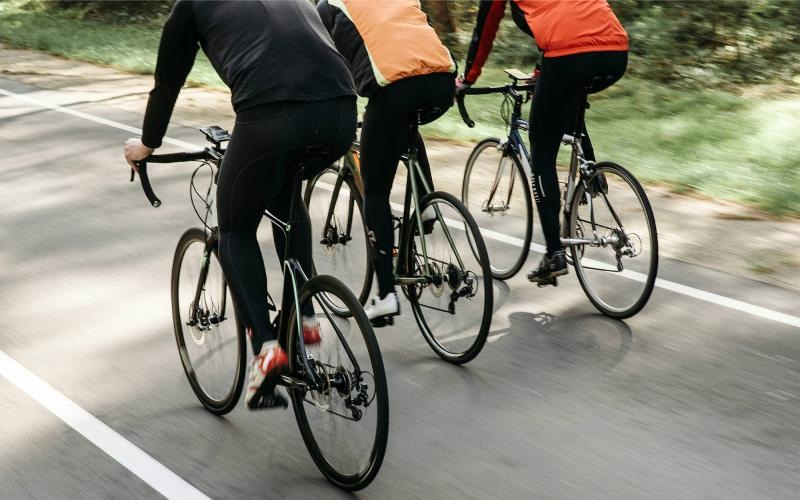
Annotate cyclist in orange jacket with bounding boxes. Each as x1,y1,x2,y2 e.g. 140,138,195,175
459,0,629,284
317,0,456,325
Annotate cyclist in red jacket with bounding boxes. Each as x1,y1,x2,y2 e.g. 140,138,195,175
459,0,629,284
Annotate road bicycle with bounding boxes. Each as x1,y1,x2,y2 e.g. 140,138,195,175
130,126,388,490
457,69,658,319
304,114,493,364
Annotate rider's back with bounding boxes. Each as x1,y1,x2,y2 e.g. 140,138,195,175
317,0,455,97
177,0,354,110
514,0,628,57
142,0,355,148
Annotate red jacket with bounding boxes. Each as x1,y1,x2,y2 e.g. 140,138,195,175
464,0,629,84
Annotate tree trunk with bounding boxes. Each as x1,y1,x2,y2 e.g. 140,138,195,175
421,0,457,34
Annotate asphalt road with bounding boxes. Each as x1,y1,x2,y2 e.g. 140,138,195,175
2,76,800,499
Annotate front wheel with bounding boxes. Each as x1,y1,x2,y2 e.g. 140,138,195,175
462,137,533,280
568,162,658,319
171,228,246,415
402,191,493,364
304,167,373,316
287,275,388,491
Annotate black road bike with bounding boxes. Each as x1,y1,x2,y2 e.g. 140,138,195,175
130,126,388,490
458,70,658,319
304,115,493,364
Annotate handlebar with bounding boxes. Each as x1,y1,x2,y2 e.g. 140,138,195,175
130,149,214,208
456,93,475,128
456,82,536,128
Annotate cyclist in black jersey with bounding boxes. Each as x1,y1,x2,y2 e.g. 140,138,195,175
124,0,357,410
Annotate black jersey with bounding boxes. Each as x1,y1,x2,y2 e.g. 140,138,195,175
142,0,355,148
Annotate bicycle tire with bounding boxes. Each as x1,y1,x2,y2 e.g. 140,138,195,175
304,167,374,315
171,227,246,415
568,162,659,319
287,275,388,491
462,137,533,280
402,191,493,364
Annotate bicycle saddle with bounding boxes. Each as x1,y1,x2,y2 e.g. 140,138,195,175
584,75,617,95
414,107,447,126
289,144,336,180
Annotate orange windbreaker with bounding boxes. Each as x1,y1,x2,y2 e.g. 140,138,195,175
321,0,456,95
465,0,629,83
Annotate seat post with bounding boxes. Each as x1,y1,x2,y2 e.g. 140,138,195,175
283,167,303,257
572,93,589,138
408,111,421,156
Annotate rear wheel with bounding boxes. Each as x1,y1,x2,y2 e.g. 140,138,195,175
171,228,245,415
287,275,388,491
462,137,533,280
402,191,493,364
568,162,658,319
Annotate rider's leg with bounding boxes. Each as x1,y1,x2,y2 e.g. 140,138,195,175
529,57,582,257
269,98,356,340
217,111,294,408
270,97,356,273
219,98,355,408
360,97,406,300
217,127,289,353
361,73,454,300
527,52,627,283
360,74,454,322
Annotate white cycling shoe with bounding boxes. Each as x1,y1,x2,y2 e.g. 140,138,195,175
364,292,400,327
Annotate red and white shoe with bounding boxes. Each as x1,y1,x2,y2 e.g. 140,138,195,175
302,316,321,345
245,341,288,410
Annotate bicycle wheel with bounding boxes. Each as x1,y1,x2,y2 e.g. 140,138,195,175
304,167,373,315
568,162,658,319
287,275,388,491
402,191,493,364
171,228,246,415
462,137,533,280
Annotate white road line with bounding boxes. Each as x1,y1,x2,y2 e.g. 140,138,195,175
0,351,210,500
3,86,799,330
318,187,800,330
0,87,198,150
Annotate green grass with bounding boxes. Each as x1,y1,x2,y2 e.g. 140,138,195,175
1,1,798,215
0,1,224,88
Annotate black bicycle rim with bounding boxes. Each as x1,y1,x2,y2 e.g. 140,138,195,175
403,191,492,364
171,227,246,415
568,162,658,319
287,275,388,490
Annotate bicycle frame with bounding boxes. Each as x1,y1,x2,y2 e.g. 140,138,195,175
319,123,466,287
268,170,366,389
482,85,623,253
396,132,466,285
185,163,364,392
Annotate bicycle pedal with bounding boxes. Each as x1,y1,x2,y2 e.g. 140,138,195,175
247,391,288,410
280,374,306,389
537,277,558,288
370,315,395,328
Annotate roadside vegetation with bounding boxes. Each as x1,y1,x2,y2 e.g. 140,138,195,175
0,0,798,215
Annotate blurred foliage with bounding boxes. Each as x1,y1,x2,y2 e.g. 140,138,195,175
611,0,800,87
423,0,800,89
38,0,800,87
43,0,173,25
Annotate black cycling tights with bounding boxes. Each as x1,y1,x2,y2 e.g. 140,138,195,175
360,72,454,298
217,97,356,353
530,51,628,255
